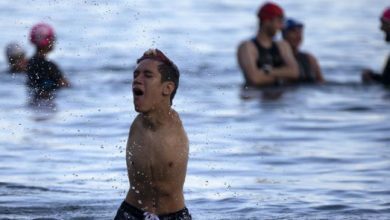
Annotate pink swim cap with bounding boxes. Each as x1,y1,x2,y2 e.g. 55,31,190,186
382,7,390,22
30,23,55,48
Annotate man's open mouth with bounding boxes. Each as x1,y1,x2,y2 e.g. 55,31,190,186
133,87,144,97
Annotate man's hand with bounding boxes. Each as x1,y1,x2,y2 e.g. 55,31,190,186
361,69,374,83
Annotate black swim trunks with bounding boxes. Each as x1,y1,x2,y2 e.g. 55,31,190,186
114,201,191,220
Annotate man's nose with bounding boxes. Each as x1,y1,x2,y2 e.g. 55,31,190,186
133,74,143,85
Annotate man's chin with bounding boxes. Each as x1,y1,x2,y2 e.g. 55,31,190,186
134,105,148,113
134,105,142,113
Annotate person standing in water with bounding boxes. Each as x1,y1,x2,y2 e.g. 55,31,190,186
237,2,299,88
361,7,390,86
27,23,70,101
5,42,27,73
115,49,191,220
282,18,325,83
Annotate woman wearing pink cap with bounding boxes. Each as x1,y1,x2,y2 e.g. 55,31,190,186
361,7,390,85
27,23,70,101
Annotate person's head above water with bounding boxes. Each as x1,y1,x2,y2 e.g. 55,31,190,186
29,23,56,54
132,49,180,113
257,2,284,37
381,7,390,42
5,42,27,73
282,18,304,52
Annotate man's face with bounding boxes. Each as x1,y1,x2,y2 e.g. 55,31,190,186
132,59,165,113
380,19,390,42
284,27,303,50
264,16,284,37
8,54,27,72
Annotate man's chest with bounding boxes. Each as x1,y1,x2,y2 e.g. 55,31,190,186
126,132,174,170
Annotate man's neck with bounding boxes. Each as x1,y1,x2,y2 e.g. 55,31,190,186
141,104,174,131
291,47,298,55
256,29,273,48
36,49,48,58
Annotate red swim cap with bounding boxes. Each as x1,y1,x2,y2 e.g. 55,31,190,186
257,2,284,22
382,7,390,22
30,23,55,48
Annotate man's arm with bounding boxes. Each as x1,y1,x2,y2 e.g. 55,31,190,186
308,53,325,83
59,77,70,87
237,41,277,86
50,62,71,87
362,69,382,83
270,41,299,80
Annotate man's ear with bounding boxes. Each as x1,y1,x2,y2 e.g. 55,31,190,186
162,81,175,97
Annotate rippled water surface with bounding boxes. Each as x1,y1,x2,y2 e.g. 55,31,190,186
0,0,389,219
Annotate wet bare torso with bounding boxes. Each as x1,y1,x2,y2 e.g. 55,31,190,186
125,111,189,215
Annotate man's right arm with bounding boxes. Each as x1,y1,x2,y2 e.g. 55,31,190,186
50,62,70,87
237,41,277,86
362,69,382,83
269,41,299,80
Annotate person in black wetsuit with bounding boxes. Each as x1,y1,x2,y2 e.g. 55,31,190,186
361,7,390,86
282,19,325,83
27,23,70,101
237,2,299,88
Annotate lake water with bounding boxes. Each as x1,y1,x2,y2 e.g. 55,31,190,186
0,0,389,219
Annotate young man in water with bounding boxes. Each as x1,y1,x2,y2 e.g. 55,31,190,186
5,42,27,73
282,18,325,83
237,2,299,88
115,49,191,220
361,7,390,85
27,23,70,101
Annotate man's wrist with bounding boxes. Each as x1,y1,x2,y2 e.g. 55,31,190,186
262,65,272,75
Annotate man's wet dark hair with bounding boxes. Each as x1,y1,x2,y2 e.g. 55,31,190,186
137,49,180,105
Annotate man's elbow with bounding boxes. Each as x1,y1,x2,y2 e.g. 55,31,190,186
60,78,71,88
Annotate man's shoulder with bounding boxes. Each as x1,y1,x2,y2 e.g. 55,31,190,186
28,57,59,70
237,39,257,58
167,110,188,146
46,59,61,72
170,109,185,129
301,52,318,64
132,114,143,126
129,114,143,133
238,39,255,49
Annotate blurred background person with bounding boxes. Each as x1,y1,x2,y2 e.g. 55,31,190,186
282,18,325,83
27,23,70,102
5,42,27,73
361,7,390,86
237,2,299,88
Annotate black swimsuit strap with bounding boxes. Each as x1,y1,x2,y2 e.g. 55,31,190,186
251,38,278,55
251,38,262,53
